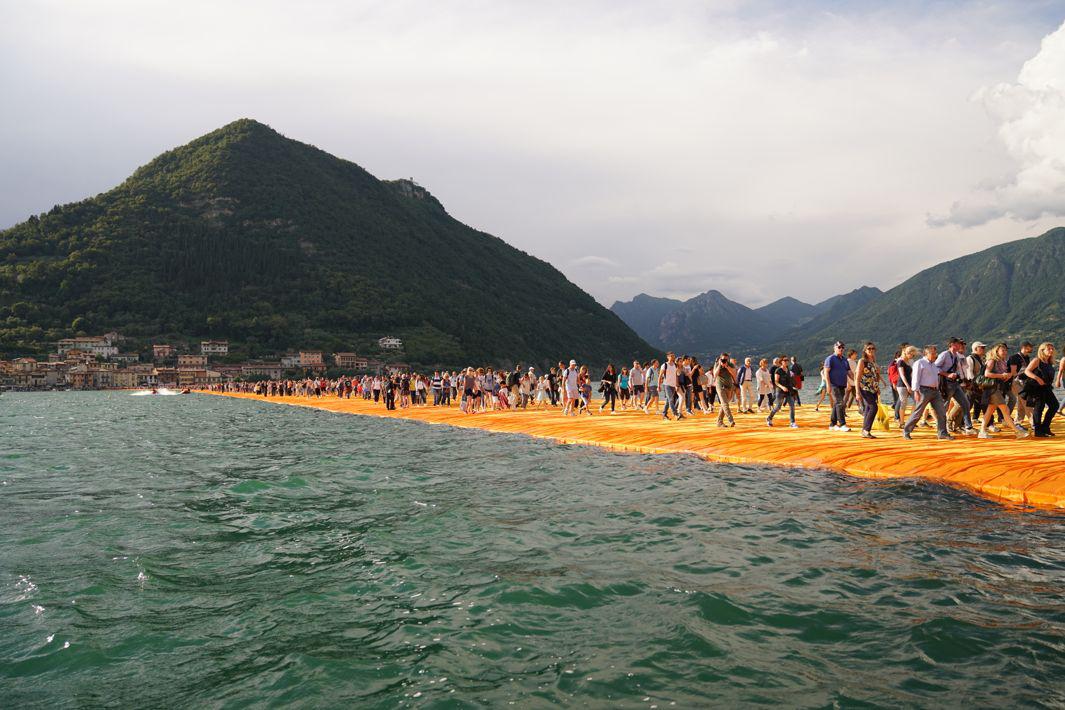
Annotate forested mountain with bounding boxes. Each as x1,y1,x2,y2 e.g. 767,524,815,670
0,119,657,365
613,225,1065,368
657,290,776,355
769,228,1065,362
754,297,818,329
607,293,683,347
610,286,879,358
786,287,884,342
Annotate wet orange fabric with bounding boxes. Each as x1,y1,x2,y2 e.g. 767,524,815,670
205,392,1065,510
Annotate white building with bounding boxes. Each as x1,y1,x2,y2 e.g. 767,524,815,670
57,336,118,359
377,336,403,350
200,340,229,355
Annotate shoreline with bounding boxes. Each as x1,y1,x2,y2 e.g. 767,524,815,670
202,391,1065,511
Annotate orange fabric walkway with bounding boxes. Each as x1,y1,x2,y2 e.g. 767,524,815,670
205,392,1065,510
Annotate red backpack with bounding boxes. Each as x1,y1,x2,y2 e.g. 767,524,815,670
887,359,899,386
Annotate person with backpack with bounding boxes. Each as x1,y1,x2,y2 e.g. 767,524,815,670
1007,341,1034,426
887,346,903,409
935,337,976,436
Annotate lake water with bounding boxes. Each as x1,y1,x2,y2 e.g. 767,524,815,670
2,392,1063,707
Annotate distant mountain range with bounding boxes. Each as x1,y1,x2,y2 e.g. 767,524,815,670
611,286,881,357
612,228,1065,364
0,119,657,365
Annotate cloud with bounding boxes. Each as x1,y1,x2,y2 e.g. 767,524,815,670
1,1,1060,309
569,255,619,269
932,20,1065,227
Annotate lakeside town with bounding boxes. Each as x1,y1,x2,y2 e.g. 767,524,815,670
0,331,410,391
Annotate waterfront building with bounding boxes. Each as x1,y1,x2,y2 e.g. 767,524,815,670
201,340,229,356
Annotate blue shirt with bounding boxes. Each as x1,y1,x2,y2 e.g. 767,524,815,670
934,350,960,376
823,354,850,387
912,357,941,388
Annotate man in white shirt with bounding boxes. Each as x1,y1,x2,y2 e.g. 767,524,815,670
563,360,580,416
902,345,952,440
659,352,683,420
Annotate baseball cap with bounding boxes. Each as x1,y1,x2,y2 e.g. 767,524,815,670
569,359,576,366
972,341,986,348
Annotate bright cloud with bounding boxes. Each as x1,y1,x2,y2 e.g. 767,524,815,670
933,20,1065,227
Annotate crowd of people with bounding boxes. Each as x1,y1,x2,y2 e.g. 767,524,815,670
206,337,1065,441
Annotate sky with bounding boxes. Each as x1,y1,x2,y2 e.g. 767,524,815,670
2,0,1064,308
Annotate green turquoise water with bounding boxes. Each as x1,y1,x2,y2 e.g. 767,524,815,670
2,392,1063,708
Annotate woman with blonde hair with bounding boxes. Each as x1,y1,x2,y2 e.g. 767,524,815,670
1024,342,1059,437
978,343,1029,439
894,345,918,423
755,358,773,411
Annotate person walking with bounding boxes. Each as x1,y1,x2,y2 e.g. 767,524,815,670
755,358,773,411
789,357,804,405
845,349,859,411
660,352,683,420
965,342,988,426
562,360,580,416
629,360,645,409
737,357,756,413
977,343,1029,439
902,345,952,440
936,337,976,435
823,341,851,431
1023,342,1059,437
713,353,738,427
644,359,660,413
894,345,917,423
1008,341,1034,426
854,342,884,439
766,355,798,428
599,364,619,413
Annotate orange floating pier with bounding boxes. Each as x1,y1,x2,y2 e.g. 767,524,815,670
205,392,1065,510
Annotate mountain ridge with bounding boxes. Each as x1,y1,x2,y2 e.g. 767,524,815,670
0,118,658,365
611,227,1065,365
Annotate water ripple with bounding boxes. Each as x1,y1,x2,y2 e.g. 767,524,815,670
0,392,1062,708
